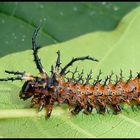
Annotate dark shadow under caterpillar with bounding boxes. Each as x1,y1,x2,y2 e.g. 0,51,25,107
0,26,140,118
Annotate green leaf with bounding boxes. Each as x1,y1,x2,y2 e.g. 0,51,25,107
0,2,140,57
0,6,140,138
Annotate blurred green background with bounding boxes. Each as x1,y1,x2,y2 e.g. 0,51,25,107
0,2,140,57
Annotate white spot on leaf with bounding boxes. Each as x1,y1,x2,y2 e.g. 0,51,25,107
40,4,44,9
89,11,95,16
14,36,17,39
5,41,9,44
43,17,46,21
40,19,43,23
12,33,15,36
1,19,5,24
113,6,119,11
60,11,64,16
102,2,107,5
73,7,78,12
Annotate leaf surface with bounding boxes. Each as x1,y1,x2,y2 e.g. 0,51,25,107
0,6,140,138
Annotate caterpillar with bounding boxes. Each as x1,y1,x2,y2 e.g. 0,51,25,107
0,26,140,118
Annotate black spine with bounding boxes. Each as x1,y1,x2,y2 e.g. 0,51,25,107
32,26,45,74
60,56,98,75
0,76,22,81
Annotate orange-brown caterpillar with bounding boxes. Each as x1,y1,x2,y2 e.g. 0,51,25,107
0,26,140,118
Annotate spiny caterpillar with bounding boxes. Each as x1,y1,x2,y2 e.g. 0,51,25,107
0,26,140,118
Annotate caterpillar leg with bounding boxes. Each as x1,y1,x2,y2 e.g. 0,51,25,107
98,105,106,114
83,105,93,115
112,104,121,114
71,103,83,115
45,105,53,118
30,97,39,108
38,98,46,112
